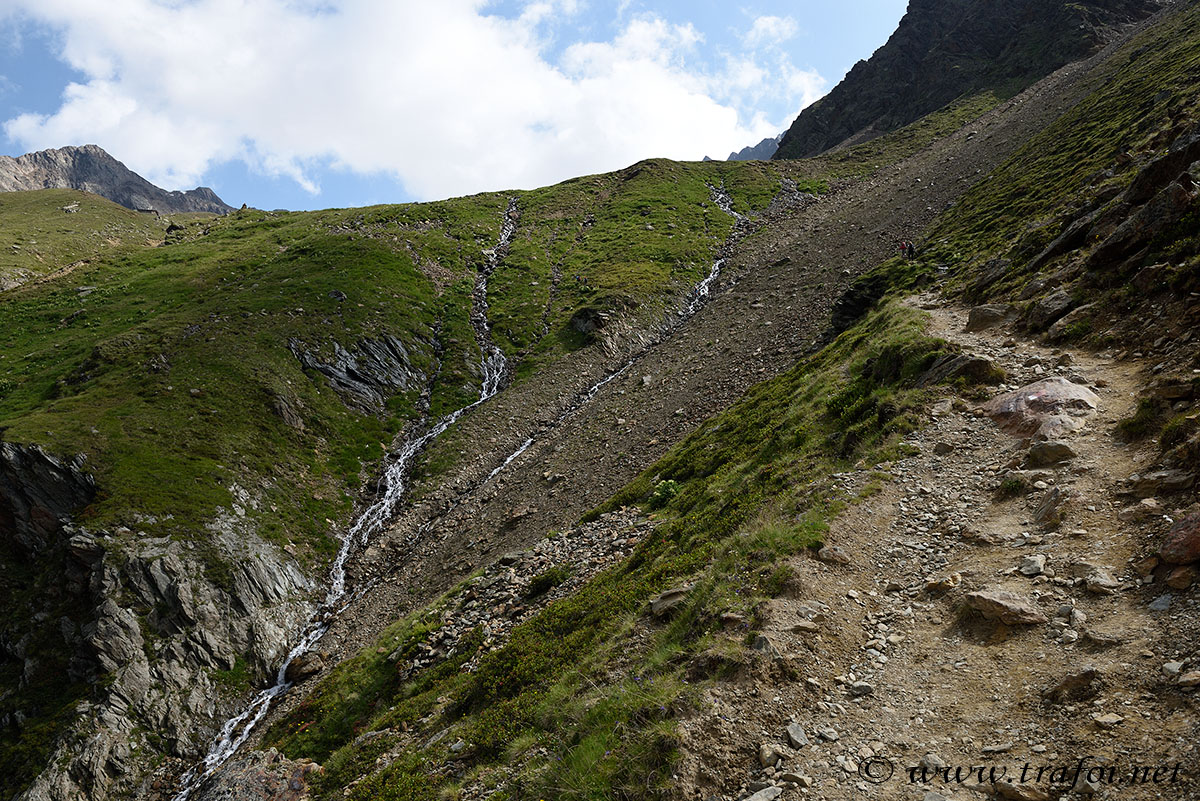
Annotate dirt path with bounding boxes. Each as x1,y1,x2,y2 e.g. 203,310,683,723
675,293,1200,801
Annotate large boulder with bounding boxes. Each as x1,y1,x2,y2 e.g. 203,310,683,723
917,354,1004,387
1087,180,1196,270
1161,512,1200,565
1045,303,1096,341
1027,290,1075,331
965,304,1014,332
966,588,1048,625
983,378,1099,440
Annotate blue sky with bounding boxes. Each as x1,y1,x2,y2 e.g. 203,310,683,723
0,1,907,211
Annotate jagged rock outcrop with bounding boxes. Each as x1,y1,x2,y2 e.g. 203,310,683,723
0,145,232,214
774,0,1163,160
1,442,317,801
288,335,430,410
0,442,96,553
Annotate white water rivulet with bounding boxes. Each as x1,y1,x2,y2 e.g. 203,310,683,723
172,200,519,800
480,183,748,487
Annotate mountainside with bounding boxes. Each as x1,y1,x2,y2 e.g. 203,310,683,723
0,145,233,215
2,3,1199,801
774,0,1165,160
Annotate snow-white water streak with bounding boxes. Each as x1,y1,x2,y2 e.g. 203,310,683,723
172,201,519,800
479,183,746,488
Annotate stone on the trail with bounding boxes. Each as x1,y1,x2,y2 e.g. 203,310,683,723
1042,667,1100,702
917,354,1003,387
1027,289,1075,331
965,303,1014,332
1019,554,1047,577
1046,303,1096,341
817,545,851,565
1024,440,1077,467
1083,628,1125,647
785,722,809,748
1160,512,1200,564
934,441,954,455
1163,661,1185,676
758,742,785,768
925,572,963,593
744,787,783,801
966,588,1048,625
848,681,875,697
994,779,1051,801
1092,712,1124,728
1166,566,1196,590
1129,470,1195,498
751,634,780,658
1033,487,1065,526
1149,594,1173,612
816,726,839,742
1084,569,1121,595
920,753,947,771
1178,672,1200,688
650,585,692,617
983,378,1099,440
284,651,325,683
792,620,820,634
1134,555,1160,577
778,772,813,788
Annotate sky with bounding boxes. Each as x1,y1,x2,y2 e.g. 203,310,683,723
0,0,907,211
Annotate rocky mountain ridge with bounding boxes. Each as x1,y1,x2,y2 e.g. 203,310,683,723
0,145,232,215
774,0,1166,160
728,135,782,162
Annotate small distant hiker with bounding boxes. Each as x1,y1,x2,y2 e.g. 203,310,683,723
906,240,917,259
899,240,910,259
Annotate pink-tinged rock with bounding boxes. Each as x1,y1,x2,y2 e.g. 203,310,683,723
983,377,1099,439
1161,512,1200,565
966,588,1048,625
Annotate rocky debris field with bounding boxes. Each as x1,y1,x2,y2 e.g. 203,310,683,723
675,296,1198,801
288,508,651,688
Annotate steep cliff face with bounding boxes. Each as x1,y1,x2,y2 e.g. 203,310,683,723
774,0,1164,160
0,441,316,801
0,145,232,214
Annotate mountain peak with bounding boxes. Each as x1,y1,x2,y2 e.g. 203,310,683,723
775,0,1166,160
0,144,233,214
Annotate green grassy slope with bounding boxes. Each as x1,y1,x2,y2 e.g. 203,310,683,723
0,160,818,797
0,188,174,289
264,296,967,801
255,6,1200,800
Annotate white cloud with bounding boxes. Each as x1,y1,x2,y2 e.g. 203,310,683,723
2,0,827,200
742,15,799,48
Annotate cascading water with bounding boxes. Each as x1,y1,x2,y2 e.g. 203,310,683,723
172,200,519,800
479,183,746,487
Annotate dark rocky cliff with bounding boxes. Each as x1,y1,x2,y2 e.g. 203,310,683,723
0,145,232,214
774,0,1164,161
